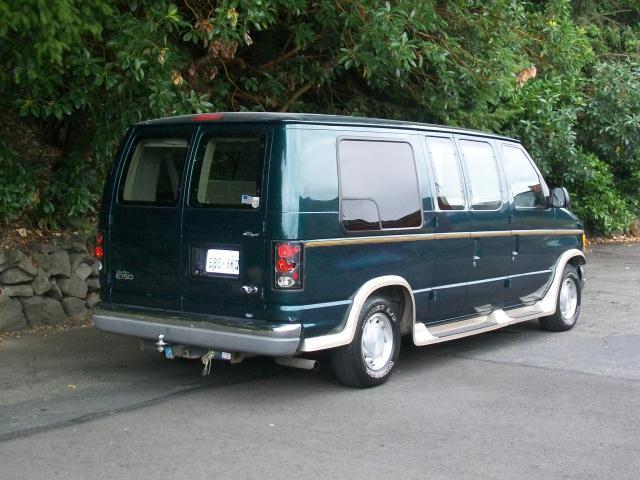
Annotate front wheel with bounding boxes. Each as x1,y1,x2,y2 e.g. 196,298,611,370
330,296,401,388
539,264,582,332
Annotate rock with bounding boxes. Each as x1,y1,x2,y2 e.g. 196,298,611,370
62,297,88,317
0,267,34,285
86,278,101,291
58,275,88,299
47,250,71,277
16,256,38,276
57,237,73,250
90,262,100,278
7,249,26,266
31,269,52,295
85,292,101,308
1,285,34,297
630,219,640,237
46,279,63,300
31,252,53,272
0,298,27,332
70,241,89,254
74,263,93,281
36,242,58,254
69,253,94,272
0,250,7,272
21,297,66,326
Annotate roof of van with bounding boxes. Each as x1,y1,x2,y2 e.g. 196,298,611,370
136,112,518,142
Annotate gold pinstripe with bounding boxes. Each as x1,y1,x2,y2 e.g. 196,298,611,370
304,229,583,248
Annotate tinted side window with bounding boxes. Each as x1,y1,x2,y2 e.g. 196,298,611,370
502,145,546,208
120,138,189,205
190,135,265,208
426,137,465,210
459,140,502,210
339,140,422,231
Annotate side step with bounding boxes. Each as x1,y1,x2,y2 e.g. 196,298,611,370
431,320,496,338
413,303,549,346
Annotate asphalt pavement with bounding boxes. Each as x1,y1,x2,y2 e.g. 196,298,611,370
1,242,639,479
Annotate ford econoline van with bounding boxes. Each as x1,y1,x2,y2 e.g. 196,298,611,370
94,113,585,387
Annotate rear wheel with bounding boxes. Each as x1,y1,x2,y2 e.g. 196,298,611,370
539,264,581,332
330,296,400,388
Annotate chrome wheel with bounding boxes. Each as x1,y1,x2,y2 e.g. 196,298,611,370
361,313,394,371
559,277,578,321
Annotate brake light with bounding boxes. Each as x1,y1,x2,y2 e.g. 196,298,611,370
274,241,303,289
94,232,104,260
192,113,224,121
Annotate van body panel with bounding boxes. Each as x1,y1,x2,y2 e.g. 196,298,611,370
107,124,195,310
265,126,435,336
95,113,585,362
180,124,272,319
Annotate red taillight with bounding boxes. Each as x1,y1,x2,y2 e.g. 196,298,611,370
94,232,104,260
274,242,303,289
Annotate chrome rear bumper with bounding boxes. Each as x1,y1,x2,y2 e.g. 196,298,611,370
93,305,302,356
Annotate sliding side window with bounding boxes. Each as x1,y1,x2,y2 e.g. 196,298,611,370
459,140,503,211
339,139,422,232
426,137,466,210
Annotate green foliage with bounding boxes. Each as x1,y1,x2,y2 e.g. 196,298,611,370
0,0,639,234
0,145,39,225
570,153,636,234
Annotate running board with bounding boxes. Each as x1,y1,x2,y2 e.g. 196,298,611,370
431,320,497,338
413,302,549,346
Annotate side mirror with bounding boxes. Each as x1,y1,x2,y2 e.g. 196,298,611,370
551,187,570,209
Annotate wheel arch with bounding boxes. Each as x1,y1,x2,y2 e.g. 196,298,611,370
299,275,416,352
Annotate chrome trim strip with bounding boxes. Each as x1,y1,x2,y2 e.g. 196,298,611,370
278,299,352,311
412,269,552,294
305,229,583,248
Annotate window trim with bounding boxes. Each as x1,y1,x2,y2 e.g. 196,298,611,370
500,142,550,211
337,136,424,233
424,134,469,212
116,133,192,208
186,128,269,211
457,138,505,212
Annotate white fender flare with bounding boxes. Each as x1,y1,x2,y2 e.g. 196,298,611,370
299,275,415,352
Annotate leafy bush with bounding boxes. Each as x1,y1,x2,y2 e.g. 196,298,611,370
0,145,39,225
0,0,638,235
570,153,636,234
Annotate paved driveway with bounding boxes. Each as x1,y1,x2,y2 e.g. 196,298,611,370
1,243,639,479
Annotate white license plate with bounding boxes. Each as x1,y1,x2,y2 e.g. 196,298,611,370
205,249,239,275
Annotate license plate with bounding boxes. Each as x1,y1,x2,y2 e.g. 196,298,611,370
205,249,239,276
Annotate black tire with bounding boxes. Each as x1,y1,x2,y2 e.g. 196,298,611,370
330,296,401,388
539,264,581,332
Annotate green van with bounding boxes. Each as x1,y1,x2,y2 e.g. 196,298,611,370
93,113,586,387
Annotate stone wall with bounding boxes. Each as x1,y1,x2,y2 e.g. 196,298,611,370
0,239,100,332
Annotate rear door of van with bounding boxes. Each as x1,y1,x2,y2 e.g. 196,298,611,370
108,125,195,310
180,125,270,320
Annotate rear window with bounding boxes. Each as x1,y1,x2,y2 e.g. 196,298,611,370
120,138,189,205
338,139,422,231
190,135,265,208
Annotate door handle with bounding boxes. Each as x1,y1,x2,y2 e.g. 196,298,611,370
512,236,520,262
473,239,480,267
241,285,259,294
